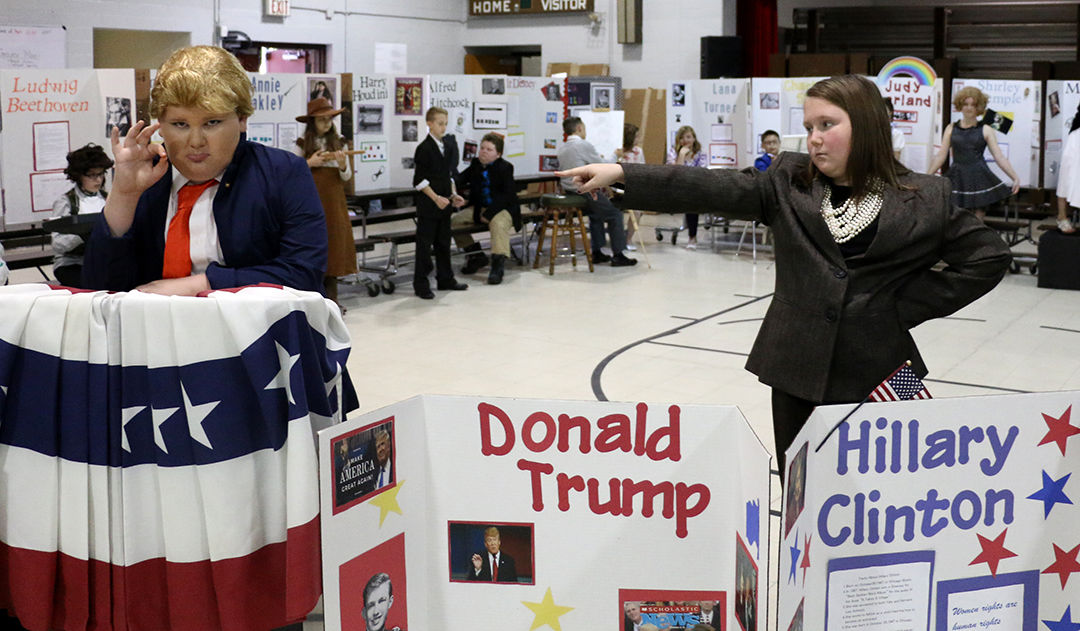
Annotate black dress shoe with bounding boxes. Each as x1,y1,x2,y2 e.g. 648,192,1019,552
461,252,490,274
437,280,469,290
487,254,506,285
611,254,638,267
592,251,612,263
415,288,435,299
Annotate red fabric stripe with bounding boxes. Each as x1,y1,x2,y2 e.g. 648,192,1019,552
870,385,893,402
0,517,320,631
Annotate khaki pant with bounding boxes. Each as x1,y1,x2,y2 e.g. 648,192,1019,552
452,209,513,257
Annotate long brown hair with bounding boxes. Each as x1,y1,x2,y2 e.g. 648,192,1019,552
298,120,344,157
804,75,908,195
622,122,640,151
674,125,701,157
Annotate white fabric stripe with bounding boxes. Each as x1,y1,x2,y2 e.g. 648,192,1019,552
0,286,101,363
414,178,431,192
0,285,351,367
953,182,1007,196
0,416,319,566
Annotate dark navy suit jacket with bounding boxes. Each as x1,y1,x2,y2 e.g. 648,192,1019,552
83,135,327,292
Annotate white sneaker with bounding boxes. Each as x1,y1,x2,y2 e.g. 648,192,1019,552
625,243,638,251
1059,218,1076,234
686,240,698,250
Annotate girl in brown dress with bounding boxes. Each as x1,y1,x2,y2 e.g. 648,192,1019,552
296,97,356,309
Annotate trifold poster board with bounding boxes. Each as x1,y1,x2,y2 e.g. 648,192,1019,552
778,76,827,139
374,74,565,188
246,72,342,156
351,74,395,191
1043,80,1080,190
667,79,752,169
0,68,134,226
504,76,566,177
951,78,1041,188
879,76,942,175
750,77,783,158
779,391,1080,631
426,73,507,182
319,395,771,631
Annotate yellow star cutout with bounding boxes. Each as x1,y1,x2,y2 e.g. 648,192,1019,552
521,587,574,631
368,480,405,526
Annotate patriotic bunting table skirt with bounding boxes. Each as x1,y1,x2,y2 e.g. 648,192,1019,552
0,284,353,631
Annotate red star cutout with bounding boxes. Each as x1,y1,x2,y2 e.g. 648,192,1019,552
969,528,1017,577
800,533,812,585
1043,543,1080,588
1039,405,1080,456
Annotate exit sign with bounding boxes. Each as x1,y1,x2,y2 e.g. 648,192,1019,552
265,0,290,17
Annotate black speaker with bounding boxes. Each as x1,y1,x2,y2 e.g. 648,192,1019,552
1038,229,1080,290
701,36,744,78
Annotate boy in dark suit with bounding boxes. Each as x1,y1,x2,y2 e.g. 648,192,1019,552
467,526,517,583
412,106,467,299
451,132,521,285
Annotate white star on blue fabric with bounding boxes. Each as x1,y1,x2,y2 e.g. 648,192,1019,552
325,361,342,417
788,529,801,584
151,405,180,453
181,383,218,449
264,341,300,405
324,361,341,399
1028,470,1072,518
1043,605,1080,631
121,405,146,452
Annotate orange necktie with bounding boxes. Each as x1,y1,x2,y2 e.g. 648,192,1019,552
163,179,217,278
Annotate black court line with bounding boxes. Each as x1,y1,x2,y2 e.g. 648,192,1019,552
591,293,774,401
716,318,765,326
734,293,772,299
669,315,697,321
645,340,750,357
1042,325,1080,334
943,316,987,322
925,378,1030,394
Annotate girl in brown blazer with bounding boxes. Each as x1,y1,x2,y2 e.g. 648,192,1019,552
559,75,1011,473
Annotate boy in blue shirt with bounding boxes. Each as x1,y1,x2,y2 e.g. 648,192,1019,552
754,129,780,172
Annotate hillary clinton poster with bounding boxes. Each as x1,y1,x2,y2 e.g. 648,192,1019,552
779,391,1080,631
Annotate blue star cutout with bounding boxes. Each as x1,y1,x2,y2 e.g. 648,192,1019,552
788,529,801,584
1028,470,1073,518
1043,605,1080,631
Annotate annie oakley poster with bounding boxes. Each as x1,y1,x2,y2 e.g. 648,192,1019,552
779,391,1080,631
319,395,770,631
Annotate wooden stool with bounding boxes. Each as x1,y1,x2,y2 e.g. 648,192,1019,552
534,193,594,275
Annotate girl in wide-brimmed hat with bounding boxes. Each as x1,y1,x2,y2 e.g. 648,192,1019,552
296,96,356,310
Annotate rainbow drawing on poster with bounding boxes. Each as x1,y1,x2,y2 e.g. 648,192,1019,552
876,56,937,87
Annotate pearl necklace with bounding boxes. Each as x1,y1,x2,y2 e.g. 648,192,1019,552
820,178,885,243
